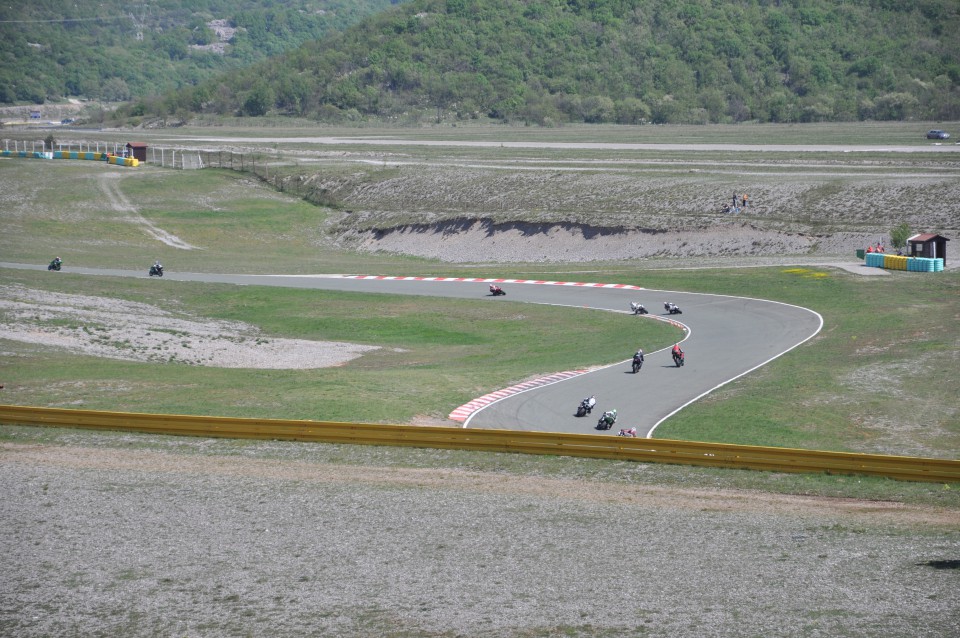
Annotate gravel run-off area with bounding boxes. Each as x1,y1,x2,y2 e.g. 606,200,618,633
2,437,959,638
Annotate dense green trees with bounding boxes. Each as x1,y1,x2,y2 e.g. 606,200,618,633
0,0,401,104
5,1,958,124
155,0,958,124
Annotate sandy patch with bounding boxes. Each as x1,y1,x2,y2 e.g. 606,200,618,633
343,218,868,263
0,284,377,368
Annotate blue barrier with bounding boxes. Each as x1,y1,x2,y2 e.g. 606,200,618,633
3,149,114,163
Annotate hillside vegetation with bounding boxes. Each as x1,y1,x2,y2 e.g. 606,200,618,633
0,0,402,105
128,0,960,125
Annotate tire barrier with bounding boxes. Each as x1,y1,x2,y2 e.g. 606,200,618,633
864,252,943,272
0,150,49,159
1,404,957,483
53,150,109,161
107,154,139,167
1,149,137,166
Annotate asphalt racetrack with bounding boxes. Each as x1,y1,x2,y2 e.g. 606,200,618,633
3,263,823,437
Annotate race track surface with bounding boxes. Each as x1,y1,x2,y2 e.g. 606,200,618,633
2,263,823,437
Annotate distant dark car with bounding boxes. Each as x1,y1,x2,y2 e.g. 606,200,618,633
926,129,950,140
60,118,75,125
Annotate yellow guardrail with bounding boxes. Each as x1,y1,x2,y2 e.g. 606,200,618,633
1,405,958,483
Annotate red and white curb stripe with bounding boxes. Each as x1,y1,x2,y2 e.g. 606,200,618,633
343,275,644,289
448,369,592,422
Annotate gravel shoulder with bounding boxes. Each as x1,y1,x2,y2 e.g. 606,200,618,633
0,283,376,369
3,439,959,638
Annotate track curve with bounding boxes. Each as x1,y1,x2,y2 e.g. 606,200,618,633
1,263,823,437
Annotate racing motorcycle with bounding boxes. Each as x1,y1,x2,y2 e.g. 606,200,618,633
489,284,506,296
672,350,685,367
149,263,164,277
576,396,596,417
596,409,617,430
47,257,62,271
617,427,637,437
631,354,644,373
664,302,682,315
630,302,648,315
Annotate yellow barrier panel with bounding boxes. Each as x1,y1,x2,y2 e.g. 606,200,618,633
1,404,958,483
883,254,908,271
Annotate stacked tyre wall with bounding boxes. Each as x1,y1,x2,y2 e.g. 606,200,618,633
0,149,138,166
864,253,943,272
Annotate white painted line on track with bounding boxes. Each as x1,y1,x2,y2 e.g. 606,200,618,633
451,301,691,426
646,298,823,438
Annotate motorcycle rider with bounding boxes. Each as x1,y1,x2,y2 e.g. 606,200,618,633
601,409,617,426
630,302,646,314
152,260,163,273
581,395,596,411
489,283,502,295
618,427,637,437
633,349,644,363
664,301,675,312
51,256,62,269
672,343,684,363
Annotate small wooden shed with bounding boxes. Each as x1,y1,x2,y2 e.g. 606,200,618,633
125,142,148,162
907,233,949,266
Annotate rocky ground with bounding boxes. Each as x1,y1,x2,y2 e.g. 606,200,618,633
301,153,960,264
0,283,376,369
2,434,958,638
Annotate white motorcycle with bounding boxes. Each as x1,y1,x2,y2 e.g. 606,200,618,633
576,396,596,417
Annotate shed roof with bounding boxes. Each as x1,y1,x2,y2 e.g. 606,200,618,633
126,141,148,148
908,233,949,242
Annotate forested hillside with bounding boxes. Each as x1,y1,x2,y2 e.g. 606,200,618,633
138,0,959,124
0,0,404,104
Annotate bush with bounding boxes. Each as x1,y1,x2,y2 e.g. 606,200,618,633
890,222,911,251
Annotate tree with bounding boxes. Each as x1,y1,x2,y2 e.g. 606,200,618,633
890,223,911,252
242,83,274,116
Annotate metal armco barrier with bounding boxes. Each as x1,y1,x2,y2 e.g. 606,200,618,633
1,405,957,483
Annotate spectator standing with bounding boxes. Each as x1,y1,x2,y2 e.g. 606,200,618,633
742,193,748,208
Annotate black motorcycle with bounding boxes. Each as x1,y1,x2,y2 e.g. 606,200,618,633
632,356,643,373
47,258,62,271
489,286,506,296
576,397,596,417
672,351,685,367
149,264,164,277
596,410,617,430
